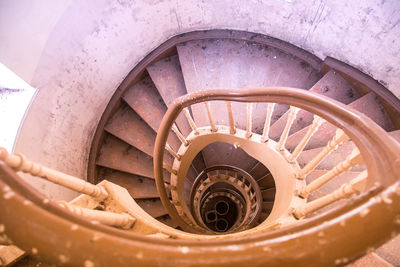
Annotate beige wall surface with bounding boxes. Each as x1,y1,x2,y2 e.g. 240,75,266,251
1,0,398,199
0,0,72,84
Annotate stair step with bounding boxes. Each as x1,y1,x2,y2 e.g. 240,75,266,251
104,170,159,199
201,142,258,172
269,70,360,140
261,187,276,201
249,162,270,180
177,39,321,132
147,55,207,174
348,253,392,267
306,170,362,203
158,214,179,228
104,104,157,157
286,92,394,151
257,173,275,189
297,141,365,171
136,198,168,218
376,234,400,266
122,76,180,151
147,55,192,136
304,170,363,218
97,135,169,180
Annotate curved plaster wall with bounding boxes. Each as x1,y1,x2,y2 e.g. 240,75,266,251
7,0,399,200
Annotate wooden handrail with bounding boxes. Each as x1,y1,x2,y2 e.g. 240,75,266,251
0,147,108,200
154,87,400,233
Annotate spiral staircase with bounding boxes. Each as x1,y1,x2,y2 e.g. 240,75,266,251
1,30,400,266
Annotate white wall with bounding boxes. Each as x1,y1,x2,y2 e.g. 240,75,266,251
0,0,398,200
0,0,72,83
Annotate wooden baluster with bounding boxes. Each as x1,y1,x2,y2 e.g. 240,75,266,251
246,103,253,139
299,148,364,198
261,103,275,143
293,171,367,219
0,147,108,200
171,124,189,146
277,106,300,151
288,115,324,163
183,107,199,135
165,143,181,160
58,201,135,229
204,101,217,132
163,162,178,175
164,182,176,190
226,101,236,135
297,129,350,179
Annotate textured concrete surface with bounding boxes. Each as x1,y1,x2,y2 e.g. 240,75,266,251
0,0,398,199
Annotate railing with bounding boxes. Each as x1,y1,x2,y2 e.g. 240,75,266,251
0,147,135,230
0,87,399,266
154,87,400,233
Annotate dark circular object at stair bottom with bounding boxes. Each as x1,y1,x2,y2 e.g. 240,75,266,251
215,200,229,215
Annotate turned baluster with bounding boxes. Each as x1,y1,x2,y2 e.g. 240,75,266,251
299,148,364,198
246,103,253,139
163,162,178,175
204,101,217,132
183,107,199,135
58,201,135,229
165,143,181,160
0,147,108,200
293,171,367,219
261,103,275,142
226,101,236,135
277,106,300,151
288,115,324,162
297,129,350,179
171,124,189,146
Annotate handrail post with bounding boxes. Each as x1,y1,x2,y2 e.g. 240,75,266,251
204,101,217,132
226,101,236,135
261,103,275,143
246,103,253,139
277,106,299,151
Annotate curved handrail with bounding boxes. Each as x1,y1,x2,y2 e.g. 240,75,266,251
154,87,400,234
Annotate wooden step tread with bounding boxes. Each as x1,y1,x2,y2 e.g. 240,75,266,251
297,141,365,171
306,170,362,202
286,91,394,151
178,39,321,133
104,104,157,157
104,170,159,199
269,70,360,140
97,135,169,180
122,76,180,151
147,55,192,136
